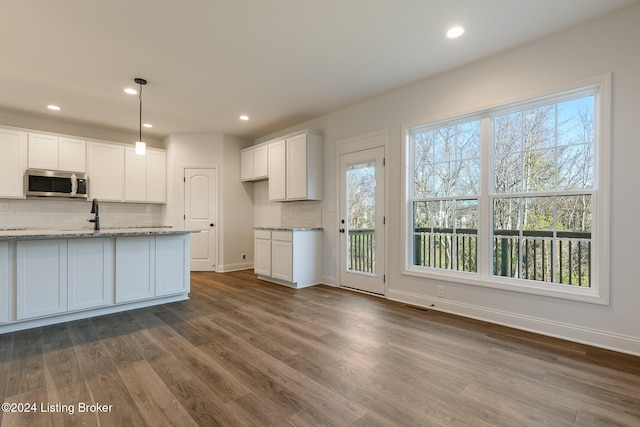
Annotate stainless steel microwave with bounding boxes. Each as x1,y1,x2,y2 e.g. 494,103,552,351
25,169,88,199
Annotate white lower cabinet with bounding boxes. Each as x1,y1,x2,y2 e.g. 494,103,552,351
271,232,293,282
115,236,156,303
116,235,190,301
68,238,113,311
254,230,272,276
254,229,321,288
16,240,68,320
156,234,190,296
0,242,9,323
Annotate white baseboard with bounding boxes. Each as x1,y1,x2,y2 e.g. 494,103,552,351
387,288,640,357
217,262,253,273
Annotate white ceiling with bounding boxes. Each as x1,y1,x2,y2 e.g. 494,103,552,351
1,0,637,140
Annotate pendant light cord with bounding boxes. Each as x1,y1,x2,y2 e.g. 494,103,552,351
138,82,143,142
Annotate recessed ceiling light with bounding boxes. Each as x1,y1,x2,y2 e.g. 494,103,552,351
447,26,465,39
124,87,137,95
47,105,61,111
143,123,152,128
239,115,250,121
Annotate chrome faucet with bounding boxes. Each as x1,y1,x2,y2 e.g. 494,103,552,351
88,198,100,231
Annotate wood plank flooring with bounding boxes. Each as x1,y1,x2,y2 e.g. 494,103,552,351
1,270,639,426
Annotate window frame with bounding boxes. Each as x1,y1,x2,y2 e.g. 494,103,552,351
401,74,611,305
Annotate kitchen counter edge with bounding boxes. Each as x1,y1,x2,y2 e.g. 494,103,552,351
0,228,200,241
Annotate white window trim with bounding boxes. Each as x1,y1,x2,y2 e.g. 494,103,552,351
401,74,611,305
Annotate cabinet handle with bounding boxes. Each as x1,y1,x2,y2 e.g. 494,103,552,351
210,223,215,227
339,228,345,233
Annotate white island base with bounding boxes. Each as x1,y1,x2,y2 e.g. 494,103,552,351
0,228,193,334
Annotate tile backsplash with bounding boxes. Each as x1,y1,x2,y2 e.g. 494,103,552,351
281,200,322,228
0,199,165,230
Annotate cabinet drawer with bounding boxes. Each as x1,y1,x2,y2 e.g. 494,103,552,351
272,230,292,242
255,230,271,240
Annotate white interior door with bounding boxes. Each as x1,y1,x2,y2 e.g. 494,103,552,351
185,168,217,271
339,146,385,294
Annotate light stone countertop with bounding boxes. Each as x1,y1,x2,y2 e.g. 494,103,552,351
0,226,199,241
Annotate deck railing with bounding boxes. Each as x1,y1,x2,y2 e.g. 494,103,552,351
408,227,591,287
491,229,591,287
349,227,591,286
348,228,375,273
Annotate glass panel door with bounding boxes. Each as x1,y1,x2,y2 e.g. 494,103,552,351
339,146,385,294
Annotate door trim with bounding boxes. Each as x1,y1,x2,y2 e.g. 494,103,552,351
336,130,389,294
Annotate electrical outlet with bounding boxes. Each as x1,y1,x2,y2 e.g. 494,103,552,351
241,253,247,261
437,285,445,298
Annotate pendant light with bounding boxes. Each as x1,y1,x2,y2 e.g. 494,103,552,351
134,78,147,155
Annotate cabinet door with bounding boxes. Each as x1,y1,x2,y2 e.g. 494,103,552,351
0,128,27,198
253,145,268,179
146,149,167,203
240,149,254,181
286,134,308,200
59,137,86,172
271,240,293,282
156,235,190,296
115,237,156,303
68,238,113,311
88,142,124,201
16,240,68,320
268,140,286,201
124,146,147,202
0,242,9,324
28,132,59,170
254,238,272,276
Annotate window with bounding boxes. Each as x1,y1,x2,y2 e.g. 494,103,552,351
404,76,610,303
411,119,480,273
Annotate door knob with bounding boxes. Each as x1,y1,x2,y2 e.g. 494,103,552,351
210,223,215,227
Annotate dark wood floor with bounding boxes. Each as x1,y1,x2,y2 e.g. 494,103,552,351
1,270,639,426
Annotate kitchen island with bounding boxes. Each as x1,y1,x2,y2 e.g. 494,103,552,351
0,227,195,333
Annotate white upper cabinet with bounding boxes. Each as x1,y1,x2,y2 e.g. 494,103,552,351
268,131,322,201
253,145,268,179
268,139,286,201
27,133,58,170
240,144,268,182
59,137,87,172
0,127,27,198
124,147,166,203
88,142,166,204
124,147,147,202
28,132,86,172
240,148,254,181
88,142,124,201
146,149,167,203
